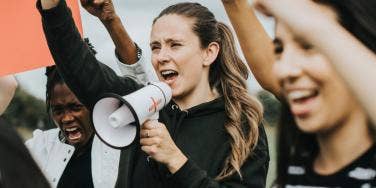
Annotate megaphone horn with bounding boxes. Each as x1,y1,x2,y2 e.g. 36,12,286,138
92,82,172,149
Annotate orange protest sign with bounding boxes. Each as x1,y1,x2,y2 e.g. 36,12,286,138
0,1,82,76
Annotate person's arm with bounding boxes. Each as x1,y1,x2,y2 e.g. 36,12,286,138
80,0,138,65
310,20,376,125
0,75,17,115
116,53,157,85
255,0,376,126
222,0,279,95
81,0,157,84
38,0,141,110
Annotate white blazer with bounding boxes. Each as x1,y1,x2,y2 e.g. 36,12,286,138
25,128,120,188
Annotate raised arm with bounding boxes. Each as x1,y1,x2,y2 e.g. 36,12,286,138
0,75,17,115
221,0,279,95
255,0,376,125
80,0,157,84
80,0,139,65
38,0,141,110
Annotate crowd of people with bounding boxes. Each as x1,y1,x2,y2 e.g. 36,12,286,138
0,0,375,187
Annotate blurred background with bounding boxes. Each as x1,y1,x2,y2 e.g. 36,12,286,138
2,0,280,186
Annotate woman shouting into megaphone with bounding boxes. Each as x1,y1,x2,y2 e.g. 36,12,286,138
38,0,269,187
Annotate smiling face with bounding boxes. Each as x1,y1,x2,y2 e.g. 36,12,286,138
50,83,93,149
273,4,365,133
150,14,213,100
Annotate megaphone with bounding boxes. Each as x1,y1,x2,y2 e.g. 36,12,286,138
92,82,172,149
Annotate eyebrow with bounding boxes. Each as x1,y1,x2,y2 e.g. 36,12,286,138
50,104,63,110
150,38,184,46
293,36,309,44
51,102,82,107
150,41,160,46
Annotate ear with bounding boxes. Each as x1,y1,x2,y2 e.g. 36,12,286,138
202,42,220,67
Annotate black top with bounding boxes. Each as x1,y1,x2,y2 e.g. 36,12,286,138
283,145,376,188
126,98,269,188
37,1,270,187
57,137,94,188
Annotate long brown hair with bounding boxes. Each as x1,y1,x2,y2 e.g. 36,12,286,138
154,2,263,179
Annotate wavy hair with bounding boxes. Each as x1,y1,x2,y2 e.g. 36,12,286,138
154,2,263,179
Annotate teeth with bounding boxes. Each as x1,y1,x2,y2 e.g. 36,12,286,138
65,127,78,132
161,70,177,76
287,90,316,101
69,132,81,140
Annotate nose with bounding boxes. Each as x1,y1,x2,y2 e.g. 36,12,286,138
273,46,304,85
155,47,171,65
61,111,75,124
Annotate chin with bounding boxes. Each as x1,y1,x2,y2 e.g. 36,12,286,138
171,87,184,98
295,116,325,134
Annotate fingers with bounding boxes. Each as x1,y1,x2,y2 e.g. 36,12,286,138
140,136,161,146
142,120,160,130
141,145,158,156
140,128,161,139
139,121,167,147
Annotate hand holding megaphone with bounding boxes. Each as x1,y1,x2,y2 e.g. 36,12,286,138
92,82,172,149
140,120,188,174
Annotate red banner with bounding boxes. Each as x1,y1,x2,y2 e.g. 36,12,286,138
0,1,82,76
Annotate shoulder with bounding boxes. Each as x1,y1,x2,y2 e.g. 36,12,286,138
25,128,60,148
31,128,60,140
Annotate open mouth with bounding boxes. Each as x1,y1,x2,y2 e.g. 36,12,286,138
64,126,82,141
286,89,320,117
160,70,178,82
287,90,319,103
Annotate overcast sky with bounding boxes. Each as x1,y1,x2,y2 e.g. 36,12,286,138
16,0,274,100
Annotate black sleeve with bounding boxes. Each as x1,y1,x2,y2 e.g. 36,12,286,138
169,125,270,188
36,0,142,110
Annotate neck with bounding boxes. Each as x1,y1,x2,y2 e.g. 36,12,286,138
74,135,94,157
314,108,372,175
174,79,219,110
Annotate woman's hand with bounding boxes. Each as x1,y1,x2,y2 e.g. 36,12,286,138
140,120,187,174
80,0,117,22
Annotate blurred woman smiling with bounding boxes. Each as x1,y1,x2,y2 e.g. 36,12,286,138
222,0,376,186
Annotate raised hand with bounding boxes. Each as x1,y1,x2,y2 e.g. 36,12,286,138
80,0,117,22
140,120,187,174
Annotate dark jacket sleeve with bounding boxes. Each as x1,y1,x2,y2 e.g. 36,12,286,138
169,125,270,188
37,0,142,110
